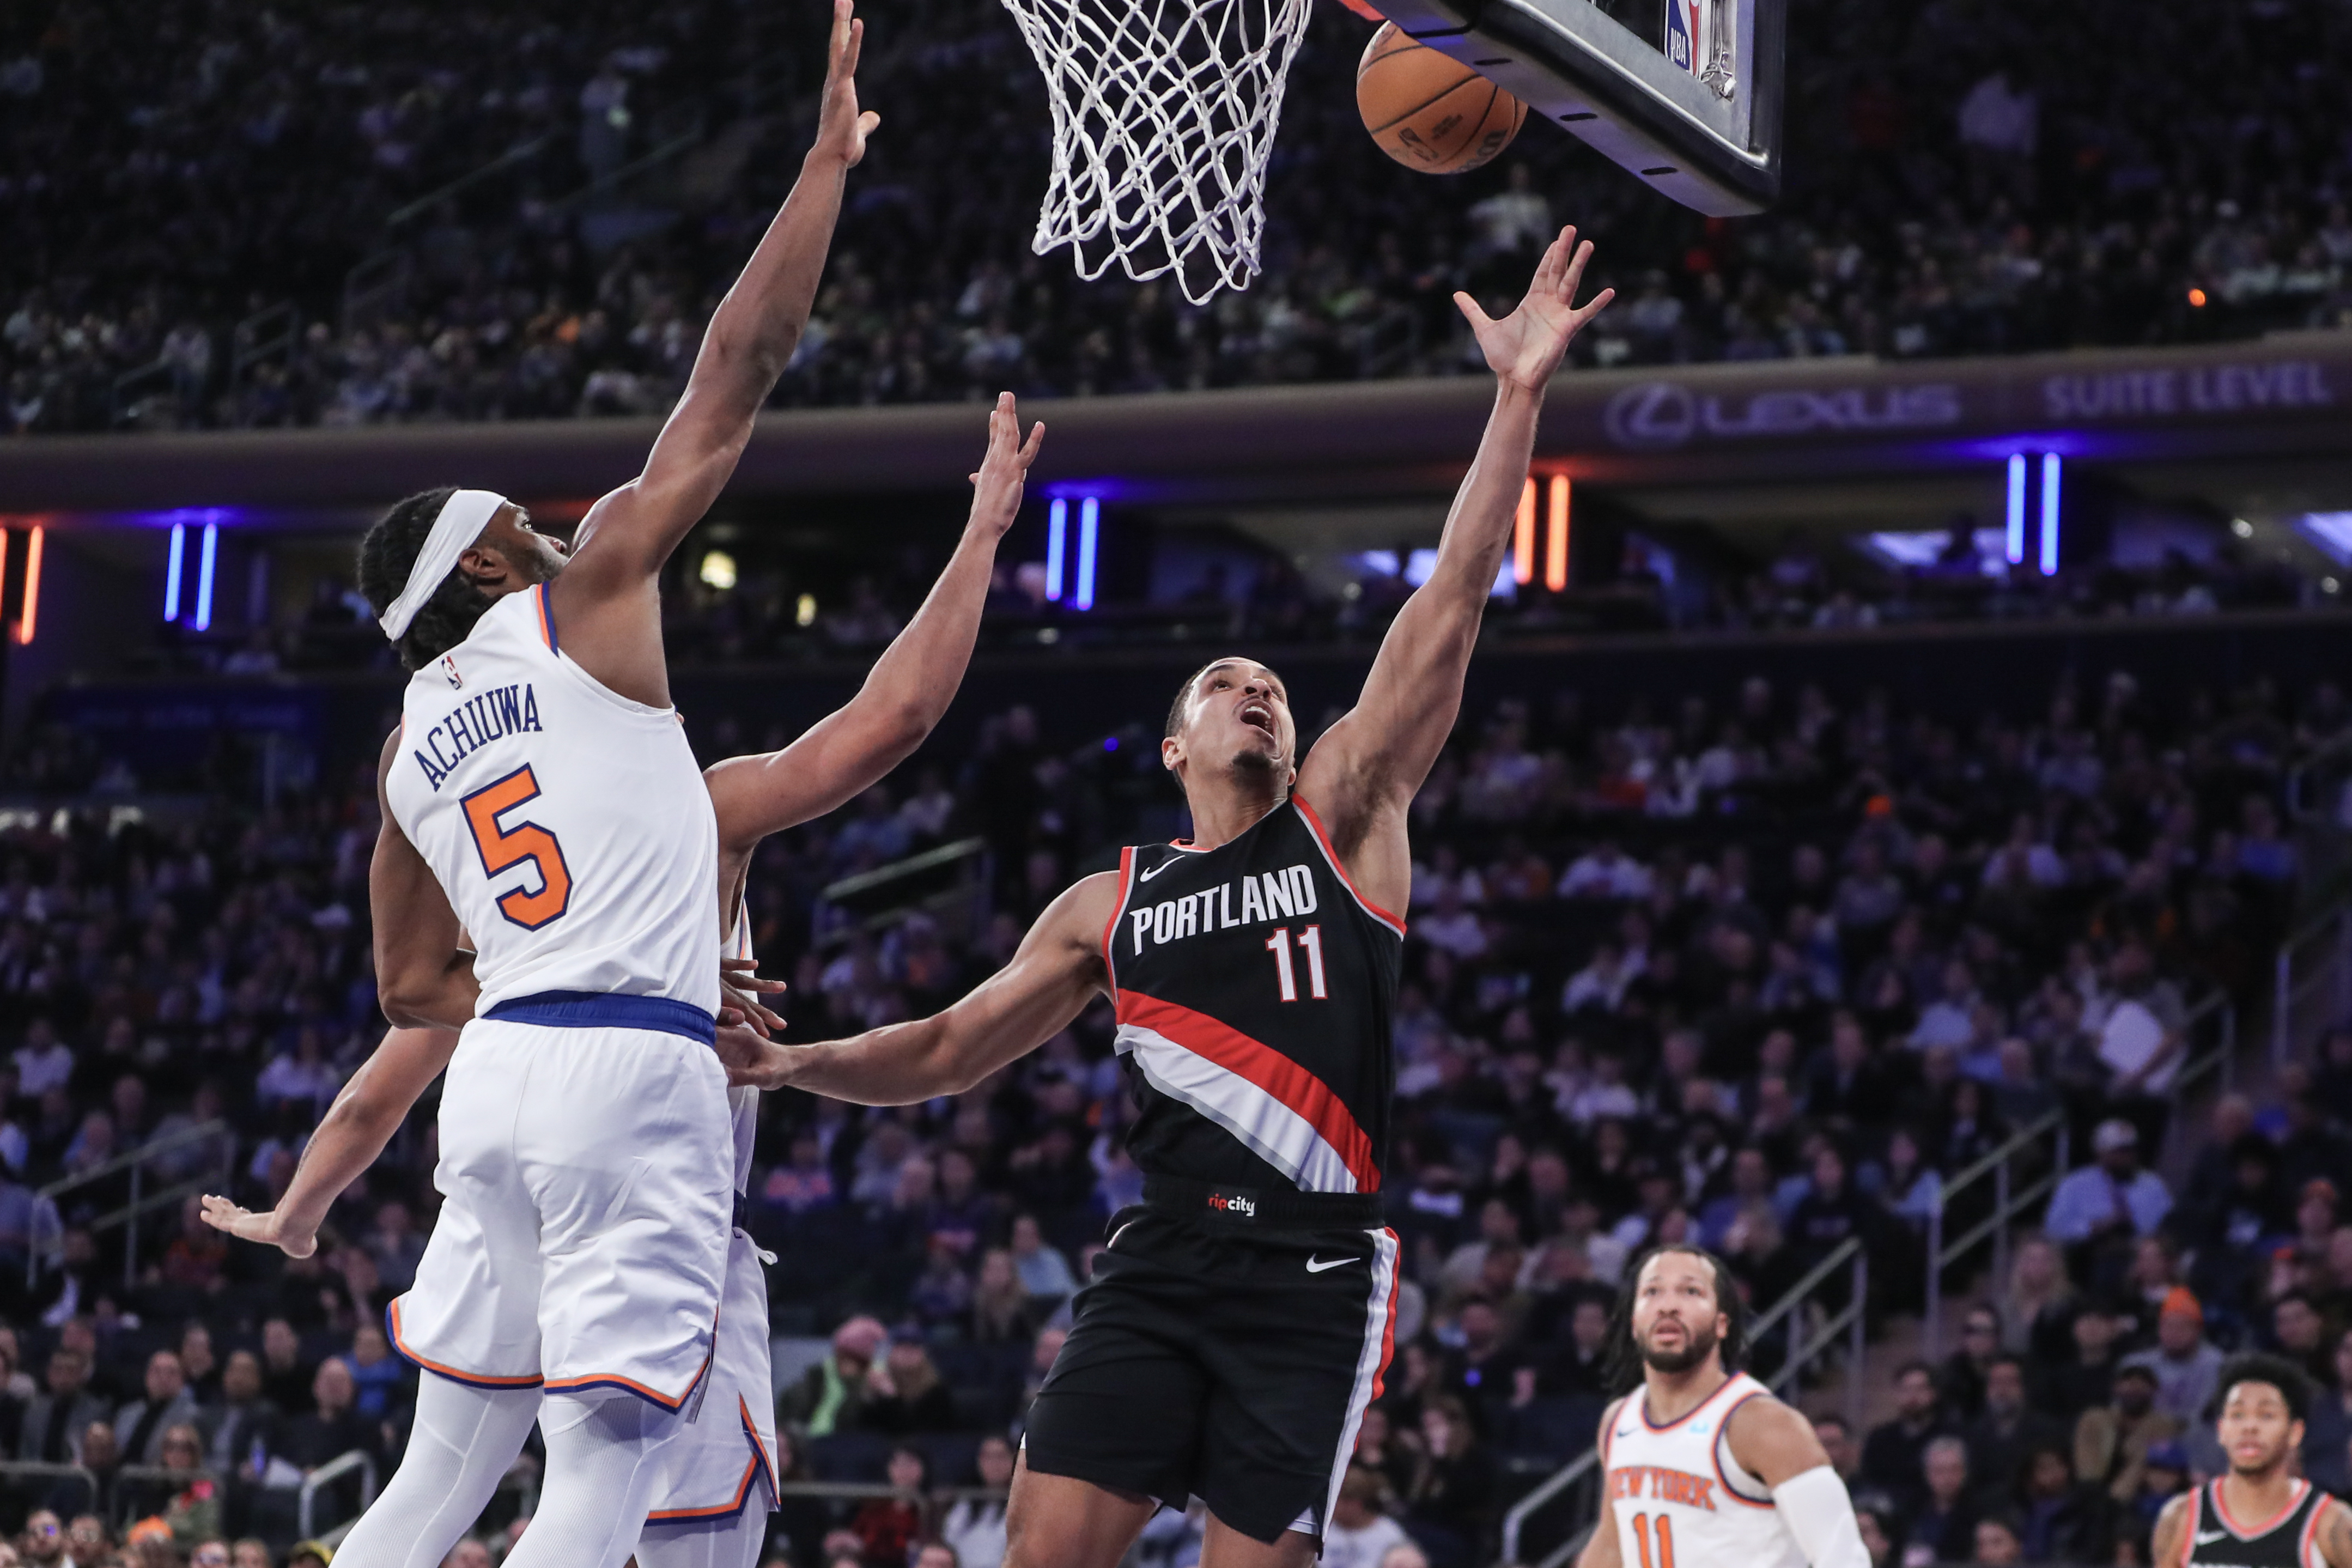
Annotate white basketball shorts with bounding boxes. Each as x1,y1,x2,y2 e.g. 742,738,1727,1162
646,1226,779,1524
387,1000,733,1409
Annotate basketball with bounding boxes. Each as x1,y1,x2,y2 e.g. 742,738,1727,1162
1356,23,1527,174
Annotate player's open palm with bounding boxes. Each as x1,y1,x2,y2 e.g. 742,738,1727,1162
970,391,1047,538
815,0,881,168
199,1193,315,1259
1456,226,1614,392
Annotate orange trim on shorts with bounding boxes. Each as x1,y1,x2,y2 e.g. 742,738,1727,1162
647,1401,775,1522
384,1300,543,1390
543,1303,720,1412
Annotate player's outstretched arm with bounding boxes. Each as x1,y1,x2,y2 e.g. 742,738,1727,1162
200,1026,460,1258
2149,1491,2192,1568
551,0,878,707
704,394,1044,855
1297,228,1612,865
370,737,478,1031
1572,1399,1626,1568
1723,1397,1869,1568
722,872,1115,1102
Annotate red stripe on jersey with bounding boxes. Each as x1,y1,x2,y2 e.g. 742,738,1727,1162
1290,795,1407,937
1116,989,1381,1192
1372,1226,1400,1396
1102,847,1135,989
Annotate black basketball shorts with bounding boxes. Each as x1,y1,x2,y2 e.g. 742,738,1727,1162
1022,1196,1400,1544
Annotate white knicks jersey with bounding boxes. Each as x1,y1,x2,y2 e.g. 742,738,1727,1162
383,584,720,1017
1603,1373,1806,1568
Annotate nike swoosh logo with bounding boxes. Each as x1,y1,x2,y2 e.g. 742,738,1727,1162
1306,1256,1359,1273
1139,860,1180,882
2196,1533,2228,1545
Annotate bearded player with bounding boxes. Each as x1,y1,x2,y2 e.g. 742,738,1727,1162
202,390,1044,1568
1577,1244,1868,1568
2151,1354,2352,1568
721,229,1611,1568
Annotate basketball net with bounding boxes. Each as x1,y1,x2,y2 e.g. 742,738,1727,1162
1000,0,1315,304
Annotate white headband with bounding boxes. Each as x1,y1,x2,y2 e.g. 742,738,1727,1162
378,489,508,641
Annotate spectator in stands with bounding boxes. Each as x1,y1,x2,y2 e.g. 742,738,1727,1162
2043,1302,2126,1425
865,1340,957,1435
1007,1213,1077,1302
780,1315,888,1437
1325,1464,1412,1568
940,1432,1015,1568
2120,1290,2225,1427
255,1322,309,1417
1964,1356,2065,1509
2044,1119,2173,1253
2013,1439,2110,1563
852,1445,928,1567
1902,1436,1980,1567
1938,1307,2005,1421
19,1345,102,1464
1970,1512,2024,1567
2305,1329,2352,1493
1401,1396,1494,1568
1864,1362,1952,1515
113,1350,198,1466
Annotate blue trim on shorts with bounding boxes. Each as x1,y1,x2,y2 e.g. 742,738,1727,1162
484,989,716,1046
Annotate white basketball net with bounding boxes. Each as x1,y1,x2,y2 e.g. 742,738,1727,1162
1000,0,1315,304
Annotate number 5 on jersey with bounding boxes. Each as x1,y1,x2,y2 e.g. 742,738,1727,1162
461,765,573,929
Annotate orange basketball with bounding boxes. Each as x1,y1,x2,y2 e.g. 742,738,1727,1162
1356,23,1526,174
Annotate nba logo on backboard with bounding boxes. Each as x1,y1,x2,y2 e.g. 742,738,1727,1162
1665,0,1699,72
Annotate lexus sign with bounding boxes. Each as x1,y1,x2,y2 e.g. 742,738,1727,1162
1603,380,1967,449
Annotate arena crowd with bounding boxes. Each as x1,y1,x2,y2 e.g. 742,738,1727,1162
0,654,2327,1566
0,0,2346,432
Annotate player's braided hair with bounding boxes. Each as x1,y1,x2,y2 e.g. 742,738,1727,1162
1602,1241,1750,1396
355,486,495,671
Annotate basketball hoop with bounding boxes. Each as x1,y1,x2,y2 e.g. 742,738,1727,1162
999,0,1315,304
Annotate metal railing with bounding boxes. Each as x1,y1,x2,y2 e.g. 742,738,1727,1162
811,836,993,949
0,1460,96,1511
1924,989,2238,1357
298,1449,379,1541
113,1464,215,1529
30,1118,234,1291
2274,902,2352,1067
1924,1109,2065,1360
1495,1239,1864,1568
1748,1237,1868,1426
109,358,179,427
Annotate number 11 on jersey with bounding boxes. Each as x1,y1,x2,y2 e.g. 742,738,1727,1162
1265,925,1327,1002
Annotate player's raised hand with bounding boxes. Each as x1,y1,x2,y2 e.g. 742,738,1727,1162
720,956,787,1038
199,1193,316,1259
813,0,881,169
968,392,1047,539
1455,226,1614,394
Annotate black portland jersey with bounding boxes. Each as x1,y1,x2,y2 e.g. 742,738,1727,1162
1102,797,1406,1195
2184,1479,2329,1568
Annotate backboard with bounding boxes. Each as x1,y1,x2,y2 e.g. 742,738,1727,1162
1368,0,1785,215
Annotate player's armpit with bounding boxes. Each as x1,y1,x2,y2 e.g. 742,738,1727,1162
746,872,1119,1101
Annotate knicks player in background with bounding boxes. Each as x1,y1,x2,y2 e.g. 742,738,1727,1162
2150,1355,2352,1568
720,228,1614,1568
331,6,882,1565
1580,1245,1867,1568
200,392,1044,1568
